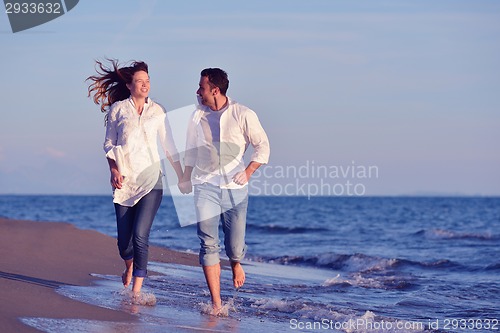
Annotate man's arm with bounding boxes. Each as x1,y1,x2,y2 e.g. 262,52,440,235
233,161,262,185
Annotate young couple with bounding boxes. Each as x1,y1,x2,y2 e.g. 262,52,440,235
87,60,270,315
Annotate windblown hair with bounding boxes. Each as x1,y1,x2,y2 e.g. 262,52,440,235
87,59,149,113
201,68,229,96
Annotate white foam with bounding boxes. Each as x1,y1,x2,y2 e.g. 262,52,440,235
120,289,157,306
344,255,398,273
323,273,342,286
21,318,145,333
343,311,427,333
427,228,495,241
252,298,307,313
323,273,385,289
199,299,236,317
252,299,427,333
243,259,335,283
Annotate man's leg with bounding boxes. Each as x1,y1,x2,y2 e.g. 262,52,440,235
222,187,249,289
202,264,222,310
195,184,223,311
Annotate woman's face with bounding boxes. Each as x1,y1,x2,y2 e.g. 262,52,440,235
127,70,150,100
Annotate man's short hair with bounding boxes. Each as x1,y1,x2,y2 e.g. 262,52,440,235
201,68,229,95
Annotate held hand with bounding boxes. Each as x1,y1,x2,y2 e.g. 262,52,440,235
178,166,193,194
110,169,123,189
178,179,193,194
233,171,250,185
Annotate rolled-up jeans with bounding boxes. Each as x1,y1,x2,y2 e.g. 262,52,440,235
195,183,249,266
114,181,163,277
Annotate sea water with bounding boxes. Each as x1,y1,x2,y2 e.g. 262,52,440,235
1,195,499,332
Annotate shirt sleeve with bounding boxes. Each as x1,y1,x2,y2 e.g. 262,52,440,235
244,110,270,164
158,107,180,162
103,106,117,156
183,111,199,167
102,104,129,176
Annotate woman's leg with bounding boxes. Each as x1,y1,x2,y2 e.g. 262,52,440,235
114,203,136,287
130,187,163,293
123,258,133,288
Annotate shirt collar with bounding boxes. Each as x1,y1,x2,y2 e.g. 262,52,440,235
128,96,150,107
199,96,234,112
128,97,151,116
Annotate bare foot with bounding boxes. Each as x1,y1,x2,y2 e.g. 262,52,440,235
122,268,132,288
231,262,245,289
212,304,223,316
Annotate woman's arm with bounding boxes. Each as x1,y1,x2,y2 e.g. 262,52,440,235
107,157,123,189
179,166,193,194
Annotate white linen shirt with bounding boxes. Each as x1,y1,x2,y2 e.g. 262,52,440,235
184,97,270,189
104,97,179,206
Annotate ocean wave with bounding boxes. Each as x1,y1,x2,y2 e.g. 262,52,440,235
254,253,401,273
251,251,465,275
252,299,427,333
402,258,460,270
252,253,418,290
323,273,416,290
417,228,497,241
247,223,330,234
249,253,460,290
485,262,500,271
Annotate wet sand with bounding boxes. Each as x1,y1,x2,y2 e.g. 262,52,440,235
0,217,200,333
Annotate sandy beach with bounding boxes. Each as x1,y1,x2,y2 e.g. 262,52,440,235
0,214,293,333
0,217,200,333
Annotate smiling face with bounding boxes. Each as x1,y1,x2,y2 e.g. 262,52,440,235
126,70,150,100
196,76,217,109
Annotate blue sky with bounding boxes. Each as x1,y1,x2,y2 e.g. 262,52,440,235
1,0,499,196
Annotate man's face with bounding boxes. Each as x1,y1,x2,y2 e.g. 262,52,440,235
196,76,217,108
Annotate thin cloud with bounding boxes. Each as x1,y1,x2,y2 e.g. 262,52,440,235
40,147,66,159
107,0,159,50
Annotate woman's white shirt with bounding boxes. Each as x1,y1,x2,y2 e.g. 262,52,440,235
104,97,178,206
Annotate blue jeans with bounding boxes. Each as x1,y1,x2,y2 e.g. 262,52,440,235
114,185,163,277
195,183,249,266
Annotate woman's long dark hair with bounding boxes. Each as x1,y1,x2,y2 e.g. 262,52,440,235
86,58,149,113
